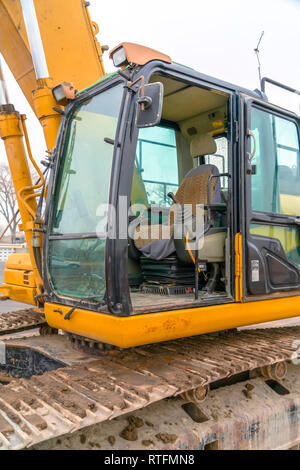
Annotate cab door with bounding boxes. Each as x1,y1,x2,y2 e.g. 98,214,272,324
244,99,300,297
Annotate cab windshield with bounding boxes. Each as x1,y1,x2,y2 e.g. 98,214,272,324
48,83,123,300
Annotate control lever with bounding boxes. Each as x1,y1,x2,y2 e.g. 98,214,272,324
167,192,180,205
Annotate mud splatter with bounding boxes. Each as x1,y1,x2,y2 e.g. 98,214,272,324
108,435,116,446
156,433,178,444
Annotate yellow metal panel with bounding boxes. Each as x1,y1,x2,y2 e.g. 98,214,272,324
4,268,36,288
6,253,33,271
45,296,300,348
34,0,105,87
0,283,36,305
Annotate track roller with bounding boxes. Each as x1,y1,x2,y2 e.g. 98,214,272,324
181,385,210,405
260,361,288,381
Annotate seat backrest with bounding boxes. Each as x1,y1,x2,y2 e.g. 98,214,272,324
179,134,221,209
174,164,221,216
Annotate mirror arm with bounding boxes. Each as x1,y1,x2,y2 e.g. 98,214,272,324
117,69,132,81
126,75,146,111
137,95,152,110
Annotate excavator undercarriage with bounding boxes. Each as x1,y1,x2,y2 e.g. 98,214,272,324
0,309,46,337
0,314,299,450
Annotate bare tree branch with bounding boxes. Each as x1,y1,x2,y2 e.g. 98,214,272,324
0,164,18,242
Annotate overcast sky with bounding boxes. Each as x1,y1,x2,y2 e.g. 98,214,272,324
0,0,299,164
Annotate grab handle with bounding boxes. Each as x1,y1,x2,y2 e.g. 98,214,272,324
247,130,257,161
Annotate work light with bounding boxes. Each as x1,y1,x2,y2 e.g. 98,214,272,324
52,82,76,105
112,46,128,68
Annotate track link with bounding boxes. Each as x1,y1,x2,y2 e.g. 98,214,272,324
0,326,299,449
0,309,46,337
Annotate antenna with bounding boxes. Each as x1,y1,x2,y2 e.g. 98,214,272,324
254,31,264,90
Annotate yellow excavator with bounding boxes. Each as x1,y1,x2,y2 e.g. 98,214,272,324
0,0,299,450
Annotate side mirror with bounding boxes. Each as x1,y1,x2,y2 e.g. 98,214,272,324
136,82,163,128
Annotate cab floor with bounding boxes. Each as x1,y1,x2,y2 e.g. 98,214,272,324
130,290,230,314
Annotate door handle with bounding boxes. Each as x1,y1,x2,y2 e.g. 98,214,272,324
247,130,257,161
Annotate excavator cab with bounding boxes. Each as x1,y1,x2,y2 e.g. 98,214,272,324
45,61,231,309
41,44,300,347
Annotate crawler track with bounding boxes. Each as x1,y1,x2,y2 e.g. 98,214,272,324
0,309,46,336
0,326,299,449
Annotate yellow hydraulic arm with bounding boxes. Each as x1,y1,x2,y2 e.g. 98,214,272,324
0,0,106,112
0,0,106,150
0,0,107,305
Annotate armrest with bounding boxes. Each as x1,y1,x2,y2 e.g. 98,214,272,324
204,203,227,212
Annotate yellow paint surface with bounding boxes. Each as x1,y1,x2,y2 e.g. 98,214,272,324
45,296,300,348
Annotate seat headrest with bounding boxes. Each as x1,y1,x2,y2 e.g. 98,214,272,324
190,134,217,158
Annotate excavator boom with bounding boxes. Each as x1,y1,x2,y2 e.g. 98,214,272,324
0,0,105,114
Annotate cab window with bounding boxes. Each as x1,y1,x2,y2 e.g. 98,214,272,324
132,125,179,207
204,136,228,190
251,107,300,216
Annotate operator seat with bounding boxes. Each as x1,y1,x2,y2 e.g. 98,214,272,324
132,134,226,267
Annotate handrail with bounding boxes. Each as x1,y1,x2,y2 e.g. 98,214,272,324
261,77,300,96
